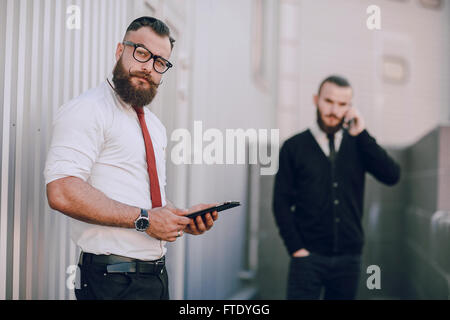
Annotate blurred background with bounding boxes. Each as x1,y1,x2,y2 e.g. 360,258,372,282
0,0,449,300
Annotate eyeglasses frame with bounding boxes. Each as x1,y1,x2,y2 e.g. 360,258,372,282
122,40,173,74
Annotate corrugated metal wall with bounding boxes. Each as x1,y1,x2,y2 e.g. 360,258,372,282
0,0,133,299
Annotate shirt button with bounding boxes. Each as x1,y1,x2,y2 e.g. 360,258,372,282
335,217,341,223
334,200,339,205
333,182,338,188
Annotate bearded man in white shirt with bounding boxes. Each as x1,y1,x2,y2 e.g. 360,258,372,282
44,16,218,300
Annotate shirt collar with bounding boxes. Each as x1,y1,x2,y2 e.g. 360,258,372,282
310,119,343,141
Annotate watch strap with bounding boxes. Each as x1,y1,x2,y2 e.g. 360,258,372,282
140,208,148,218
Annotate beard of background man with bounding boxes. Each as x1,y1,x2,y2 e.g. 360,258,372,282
112,56,159,107
316,107,345,135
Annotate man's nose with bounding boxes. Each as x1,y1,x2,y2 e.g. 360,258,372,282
141,57,155,73
330,104,338,114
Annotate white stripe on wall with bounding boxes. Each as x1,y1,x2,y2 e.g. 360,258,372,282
0,0,15,300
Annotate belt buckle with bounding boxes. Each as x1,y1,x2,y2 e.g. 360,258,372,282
142,259,163,275
157,260,165,274
155,258,164,273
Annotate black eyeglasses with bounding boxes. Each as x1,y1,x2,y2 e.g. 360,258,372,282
122,40,173,74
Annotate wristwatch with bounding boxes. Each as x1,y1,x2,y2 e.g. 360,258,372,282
134,209,150,232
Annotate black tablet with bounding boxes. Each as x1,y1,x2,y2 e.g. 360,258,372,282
186,201,241,219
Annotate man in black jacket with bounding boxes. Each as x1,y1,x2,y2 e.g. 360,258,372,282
273,75,400,300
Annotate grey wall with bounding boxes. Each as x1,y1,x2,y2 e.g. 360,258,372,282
358,149,408,299
255,173,289,299
359,126,450,300
401,126,450,299
179,0,279,299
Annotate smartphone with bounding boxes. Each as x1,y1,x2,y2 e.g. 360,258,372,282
186,201,241,219
343,118,355,130
343,106,355,130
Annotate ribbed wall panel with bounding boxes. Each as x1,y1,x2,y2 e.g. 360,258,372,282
0,0,132,299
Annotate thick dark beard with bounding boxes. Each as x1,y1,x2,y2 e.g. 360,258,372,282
316,108,344,135
112,58,158,107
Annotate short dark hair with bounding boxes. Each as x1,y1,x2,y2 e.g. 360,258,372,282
318,75,351,95
125,16,175,50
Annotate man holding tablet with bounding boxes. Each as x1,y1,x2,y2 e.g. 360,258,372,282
44,17,218,300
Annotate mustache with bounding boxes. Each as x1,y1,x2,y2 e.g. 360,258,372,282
128,69,160,87
324,114,341,120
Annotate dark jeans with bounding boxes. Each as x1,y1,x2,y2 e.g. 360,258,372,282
287,252,362,300
75,262,170,300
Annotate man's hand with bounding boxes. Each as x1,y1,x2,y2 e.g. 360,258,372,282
145,205,191,242
292,248,310,258
343,108,365,136
182,203,219,235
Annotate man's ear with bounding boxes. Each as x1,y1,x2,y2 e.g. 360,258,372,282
115,42,124,62
313,94,319,107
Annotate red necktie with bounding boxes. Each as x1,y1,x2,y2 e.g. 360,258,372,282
133,106,162,208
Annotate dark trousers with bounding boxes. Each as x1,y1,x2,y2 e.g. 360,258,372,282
75,259,170,300
287,252,362,300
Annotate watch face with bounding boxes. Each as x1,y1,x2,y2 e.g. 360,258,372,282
136,218,149,231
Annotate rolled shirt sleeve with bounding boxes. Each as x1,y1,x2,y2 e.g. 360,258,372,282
44,97,106,184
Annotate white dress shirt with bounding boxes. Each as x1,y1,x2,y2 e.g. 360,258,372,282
44,78,168,260
309,120,343,157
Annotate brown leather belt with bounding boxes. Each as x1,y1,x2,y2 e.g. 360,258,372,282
79,252,165,275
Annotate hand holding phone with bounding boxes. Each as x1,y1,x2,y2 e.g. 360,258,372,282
343,118,355,130
183,202,240,236
342,107,365,136
186,201,240,219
